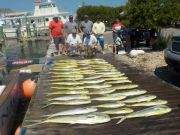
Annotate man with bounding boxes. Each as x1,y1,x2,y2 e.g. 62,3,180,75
66,29,82,55
92,16,105,54
79,15,93,40
48,16,66,55
64,15,78,37
83,31,97,57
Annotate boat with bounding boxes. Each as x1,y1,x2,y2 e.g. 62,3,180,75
1,0,68,38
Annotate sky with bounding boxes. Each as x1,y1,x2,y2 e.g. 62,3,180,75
0,0,128,15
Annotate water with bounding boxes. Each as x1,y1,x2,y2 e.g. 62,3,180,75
6,39,48,60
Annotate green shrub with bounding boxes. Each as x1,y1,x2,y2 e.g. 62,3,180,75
152,35,171,51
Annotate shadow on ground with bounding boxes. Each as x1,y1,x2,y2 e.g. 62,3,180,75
154,66,180,88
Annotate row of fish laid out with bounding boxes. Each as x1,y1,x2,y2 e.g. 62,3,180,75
45,85,139,96
43,94,167,108
25,105,171,127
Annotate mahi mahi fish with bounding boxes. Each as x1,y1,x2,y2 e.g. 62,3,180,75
80,79,105,84
92,95,126,101
51,86,85,90
111,84,139,90
122,94,157,103
50,82,84,86
48,95,90,101
42,106,98,118
50,74,83,78
46,90,89,96
102,77,128,81
88,88,116,95
108,89,147,97
96,101,125,108
115,105,172,124
27,112,111,126
128,99,168,107
102,108,134,115
105,80,132,84
85,84,112,89
42,99,91,108
49,78,83,81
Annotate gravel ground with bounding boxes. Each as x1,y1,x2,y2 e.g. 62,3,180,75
116,51,167,73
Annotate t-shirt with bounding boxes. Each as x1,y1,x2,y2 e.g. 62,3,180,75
64,21,78,35
112,23,124,31
83,35,97,46
92,22,105,35
48,20,64,38
80,20,93,33
66,34,82,46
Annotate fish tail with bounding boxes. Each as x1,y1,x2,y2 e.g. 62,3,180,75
116,117,126,124
24,120,45,128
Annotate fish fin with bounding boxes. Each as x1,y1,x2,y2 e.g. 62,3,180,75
111,116,124,119
24,120,45,128
41,104,51,109
116,117,126,124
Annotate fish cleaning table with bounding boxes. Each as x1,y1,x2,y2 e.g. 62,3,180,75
22,54,180,135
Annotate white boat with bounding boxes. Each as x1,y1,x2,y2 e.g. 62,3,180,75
1,0,68,38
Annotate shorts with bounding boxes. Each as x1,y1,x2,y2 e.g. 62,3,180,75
53,37,65,51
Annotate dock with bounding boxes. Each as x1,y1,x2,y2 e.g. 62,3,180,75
21,54,180,135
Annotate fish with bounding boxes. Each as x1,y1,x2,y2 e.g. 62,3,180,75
80,79,105,84
85,84,112,89
50,74,84,78
88,89,116,95
51,86,85,90
96,101,125,108
42,99,92,108
105,80,132,84
48,95,91,101
46,90,89,95
49,72,81,75
101,73,125,78
92,95,126,101
42,107,98,118
95,72,122,75
84,75,104,80
102,108,134,115
50,82,84,86
49,68,80,71
128,99,168,107
122,94,157,103
49,78,82,82
108,89,147,97
111,84,139,90
30,112,110,125
102,77,128,81
115,105,172,124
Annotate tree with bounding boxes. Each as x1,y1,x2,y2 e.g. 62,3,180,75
126,0,180,28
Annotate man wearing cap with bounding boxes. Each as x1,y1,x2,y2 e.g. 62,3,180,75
83,31,98,57
64,15,78,37
66,29,82,55
79,15,93,41
92,16,106,54
48,16,66,55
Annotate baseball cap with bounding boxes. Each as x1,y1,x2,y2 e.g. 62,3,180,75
84,15,89,18
85,31,91,36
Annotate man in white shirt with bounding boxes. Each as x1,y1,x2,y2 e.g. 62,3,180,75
92,16,105,54
83,31,97,57
66,29,82,55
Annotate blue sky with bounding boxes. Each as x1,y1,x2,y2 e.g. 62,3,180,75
0,0,128,15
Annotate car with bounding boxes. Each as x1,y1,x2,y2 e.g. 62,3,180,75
164,36,180,72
